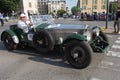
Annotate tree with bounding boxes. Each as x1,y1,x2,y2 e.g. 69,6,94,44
0,0,20,15
109,2,117,13
57,9,66,17
71,6,77,15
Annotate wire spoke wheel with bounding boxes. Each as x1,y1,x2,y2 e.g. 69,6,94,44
65,40,92,69
3,33,17,50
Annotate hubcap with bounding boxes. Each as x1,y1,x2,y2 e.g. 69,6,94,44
71,47,85,63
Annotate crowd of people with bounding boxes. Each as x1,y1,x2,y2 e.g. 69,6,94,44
75,12,116,21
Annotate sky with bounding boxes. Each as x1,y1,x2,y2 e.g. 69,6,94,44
66,0,78,12
66,0,114,12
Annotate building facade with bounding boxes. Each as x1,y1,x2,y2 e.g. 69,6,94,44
118,0,120,11
37,0,48,14
78,0,107,14
47,0,66,14
19,0,38,19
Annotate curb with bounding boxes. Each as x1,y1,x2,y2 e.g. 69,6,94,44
101,27,114,34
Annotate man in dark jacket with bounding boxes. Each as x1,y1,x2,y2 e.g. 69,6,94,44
114,7,120,33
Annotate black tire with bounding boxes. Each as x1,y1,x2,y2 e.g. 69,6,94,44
33,29,54,53
64,40,92,69
2,33,17,51
99,31,109,42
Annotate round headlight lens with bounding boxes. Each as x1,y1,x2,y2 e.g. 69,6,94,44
96,30,99,36
94,28,100,36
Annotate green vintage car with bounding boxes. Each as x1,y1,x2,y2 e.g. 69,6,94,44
1,15,109,69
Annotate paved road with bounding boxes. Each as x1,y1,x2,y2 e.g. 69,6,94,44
0,19,119,80
54,18,114,28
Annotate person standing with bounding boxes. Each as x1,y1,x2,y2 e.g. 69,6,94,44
114,7,120,33
0,12,4,26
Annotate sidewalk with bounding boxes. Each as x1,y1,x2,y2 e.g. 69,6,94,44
103,27,114,34
9,19,18,23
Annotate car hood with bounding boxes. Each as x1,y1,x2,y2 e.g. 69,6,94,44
45,24,89,30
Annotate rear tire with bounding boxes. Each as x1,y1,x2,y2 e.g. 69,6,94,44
64,40,92,69
2,33,17,51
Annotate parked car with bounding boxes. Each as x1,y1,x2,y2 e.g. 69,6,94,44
100,14,106,21
1,15,109,69
39,15,54,21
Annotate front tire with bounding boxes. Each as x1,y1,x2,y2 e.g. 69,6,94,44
64,40,92,69
33,29,54,53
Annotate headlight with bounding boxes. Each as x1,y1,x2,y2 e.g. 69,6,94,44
92,26,100,36
96,28,100,36
83,31,92,41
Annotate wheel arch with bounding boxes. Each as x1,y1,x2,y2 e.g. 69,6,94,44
1,30,19,43
63,33,86,44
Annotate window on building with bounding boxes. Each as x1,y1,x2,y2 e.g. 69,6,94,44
61,4,64,6
29,2,32,7
83,6,87,10
83,0,88,4
102,5,106,9
61,7,63,9
101,0,106,4
52,1,54,3
93,0,97,4
93,5,97,9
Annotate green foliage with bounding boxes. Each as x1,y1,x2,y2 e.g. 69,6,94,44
49,12,54,16
0,0,20,14
71,6,77,15
57,9,66,17
109,2,117,13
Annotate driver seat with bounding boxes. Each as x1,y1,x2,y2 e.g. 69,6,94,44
10,24,28,41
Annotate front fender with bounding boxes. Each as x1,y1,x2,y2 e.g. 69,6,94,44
63,33,86,43
1,29,19,43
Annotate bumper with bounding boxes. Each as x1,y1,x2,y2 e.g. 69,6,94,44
89,37,109,53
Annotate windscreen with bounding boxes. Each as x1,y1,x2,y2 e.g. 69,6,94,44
30,15,55,27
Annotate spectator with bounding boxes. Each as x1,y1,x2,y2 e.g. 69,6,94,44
0,12,4,26
108,13,112,21
113,8,120,33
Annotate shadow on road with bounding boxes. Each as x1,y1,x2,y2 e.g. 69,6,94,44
0,41,72,69
0,41,6,50
15,49,72,69
28,53,72,69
